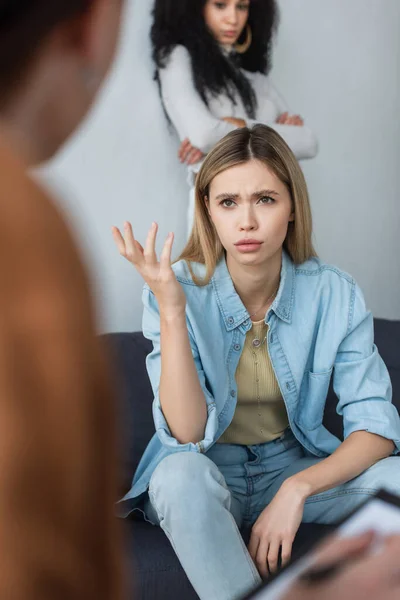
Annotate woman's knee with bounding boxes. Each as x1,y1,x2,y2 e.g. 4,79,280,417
149,451,226,506
364,456,400,493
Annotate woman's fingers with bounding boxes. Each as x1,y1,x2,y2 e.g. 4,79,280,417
184,148,196,165
248,532,260,565
287,115,303,126
134,240,145,254
181,143,194,163
113,222,169,267
277,111,288,124
278,114,303,126
193,150,204,164
123,221,142,264
111,226,126,256
178,138,188,160
113,224,145,265
179,138,191,162
251,534,293,578
311,531,375,569
186,148,203,165
255,539,270,578
160,232,174,269
281,538,293,569
113,221,153,266
373,535,400,575
144,222,158,264
267,540,281,574
179,139,204,164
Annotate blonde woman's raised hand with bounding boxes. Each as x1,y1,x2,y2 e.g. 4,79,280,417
112,222,186,318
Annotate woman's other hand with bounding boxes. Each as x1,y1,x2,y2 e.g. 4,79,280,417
178,138,205,165
248,480,306,578
277,112,304,126
222,116,246,128
112,222,186,319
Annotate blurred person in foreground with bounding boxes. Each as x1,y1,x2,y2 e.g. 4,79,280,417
0,1,125,598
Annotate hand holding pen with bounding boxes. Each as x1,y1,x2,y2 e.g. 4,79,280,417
282,531,400,600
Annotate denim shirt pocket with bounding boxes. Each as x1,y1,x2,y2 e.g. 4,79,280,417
296,367,333,431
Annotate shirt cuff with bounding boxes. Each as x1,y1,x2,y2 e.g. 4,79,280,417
343,400,400,454
152,394,219,453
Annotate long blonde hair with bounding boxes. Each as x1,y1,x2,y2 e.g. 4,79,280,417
177,124,317,285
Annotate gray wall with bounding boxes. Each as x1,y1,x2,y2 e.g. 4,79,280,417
273,0,400,320
42,0,400,332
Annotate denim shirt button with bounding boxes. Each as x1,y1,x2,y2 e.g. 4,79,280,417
270,333,274,343
230,390,236,397
286,382,291,391
234,344,241,351
228,316,234,325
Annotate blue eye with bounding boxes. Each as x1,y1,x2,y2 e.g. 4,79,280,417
238,3,249,10
258,196,275,205
220,199,236,207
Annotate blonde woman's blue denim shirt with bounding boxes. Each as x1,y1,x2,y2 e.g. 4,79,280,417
118,252,400,516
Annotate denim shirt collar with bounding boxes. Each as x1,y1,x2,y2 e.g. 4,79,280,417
211,250,295,331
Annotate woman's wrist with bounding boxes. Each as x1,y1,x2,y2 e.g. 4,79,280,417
281,475,313,501
160,306,187,324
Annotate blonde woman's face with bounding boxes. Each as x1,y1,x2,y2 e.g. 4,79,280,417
207,159,294,267
203,0,250,46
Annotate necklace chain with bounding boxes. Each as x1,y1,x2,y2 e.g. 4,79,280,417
248,285,279,320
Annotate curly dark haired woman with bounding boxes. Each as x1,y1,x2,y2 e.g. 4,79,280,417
151,0,318,234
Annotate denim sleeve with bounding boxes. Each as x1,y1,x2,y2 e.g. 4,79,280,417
333,281,400,453
141,285,218,453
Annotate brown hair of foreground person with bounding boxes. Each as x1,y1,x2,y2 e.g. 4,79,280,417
0,1,124,598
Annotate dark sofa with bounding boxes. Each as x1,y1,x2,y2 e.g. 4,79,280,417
105,318,400,599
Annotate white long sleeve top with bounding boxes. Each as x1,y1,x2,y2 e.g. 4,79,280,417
158,45,318,170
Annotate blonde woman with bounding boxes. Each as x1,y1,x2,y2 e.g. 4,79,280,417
113,125,400,600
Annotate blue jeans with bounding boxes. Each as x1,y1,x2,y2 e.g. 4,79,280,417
144,429,400,600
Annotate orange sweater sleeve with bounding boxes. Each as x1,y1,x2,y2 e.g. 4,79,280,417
0,147,122,599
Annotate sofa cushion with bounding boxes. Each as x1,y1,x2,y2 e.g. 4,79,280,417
104,332,153,496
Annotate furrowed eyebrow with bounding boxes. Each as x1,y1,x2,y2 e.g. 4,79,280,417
251,189,280,198
215,193,240,201
214,190,280,201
